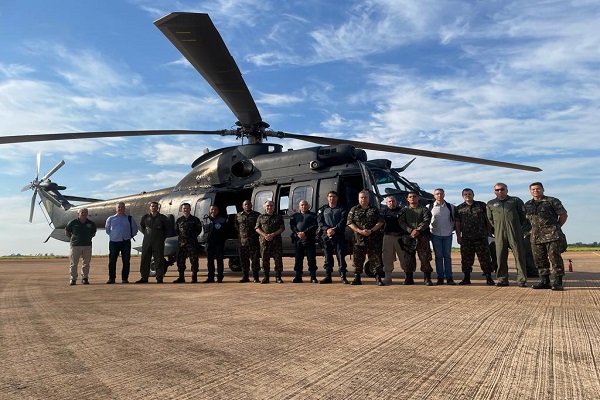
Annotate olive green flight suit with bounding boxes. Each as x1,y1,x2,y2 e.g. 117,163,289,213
486,196,527,284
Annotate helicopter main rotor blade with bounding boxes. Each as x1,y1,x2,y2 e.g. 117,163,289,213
35,152,41,180
41,160,65,181
276,132,542,172
29,189,37,223
155,13,262,128
0,130,230,145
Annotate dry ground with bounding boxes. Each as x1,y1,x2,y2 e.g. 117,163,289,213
1,252,600,400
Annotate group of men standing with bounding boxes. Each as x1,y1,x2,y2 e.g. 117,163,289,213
65,181,568,291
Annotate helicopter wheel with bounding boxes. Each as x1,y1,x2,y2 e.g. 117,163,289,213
363,260,375,278
228,257,242,272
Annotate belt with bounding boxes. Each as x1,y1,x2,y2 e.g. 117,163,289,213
384,232,402,236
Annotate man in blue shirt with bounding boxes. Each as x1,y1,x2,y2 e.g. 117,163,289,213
105,202,139,284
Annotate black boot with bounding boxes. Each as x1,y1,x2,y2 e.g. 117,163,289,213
253,270,260,283
191,272,198,283
424,271,433,286
261,272,270,284
551,275,564,291
375,274,385,286
404,272,414,285
340,272,349,284
532,275,551,289
485,273,495,286
239,272,250,283
275,272,284,284
458,272,471,285
310,271,318,284
319,272,333,284
292,272,303,283
350,273,362,285
173,271,186,283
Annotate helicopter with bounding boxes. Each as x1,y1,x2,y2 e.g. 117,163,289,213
2,12,540,276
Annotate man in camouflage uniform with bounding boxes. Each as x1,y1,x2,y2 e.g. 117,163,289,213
235,200,261,283
173,203,202,283
398,191,434,286
381,196,408,285
455,188,495,286
525,182,569,291
486,183,528,287
347,190,385,286
255,200,285,284
137,201,170,284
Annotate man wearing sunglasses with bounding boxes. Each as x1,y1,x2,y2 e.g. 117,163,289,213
486,183,527,287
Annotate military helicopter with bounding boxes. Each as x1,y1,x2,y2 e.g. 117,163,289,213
2,12,540,276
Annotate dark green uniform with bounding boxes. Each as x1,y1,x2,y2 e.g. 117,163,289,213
255,213,285,275
525,196,567,277
347,204,384,276
486,196,527,284
139,212,170,281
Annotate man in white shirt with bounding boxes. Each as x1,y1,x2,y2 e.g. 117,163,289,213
429,188,456,285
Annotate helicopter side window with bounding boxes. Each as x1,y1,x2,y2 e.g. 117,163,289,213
278,186,290,216
254,190,273,213
195,198,212,220
290,186,314,212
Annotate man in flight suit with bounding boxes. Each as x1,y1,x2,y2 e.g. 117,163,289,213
137,201,170,284
486,183,527,287
173,203,202,283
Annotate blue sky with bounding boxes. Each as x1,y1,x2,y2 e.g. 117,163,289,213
1,0,598,256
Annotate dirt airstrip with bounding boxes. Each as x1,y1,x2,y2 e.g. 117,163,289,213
1,252,600,399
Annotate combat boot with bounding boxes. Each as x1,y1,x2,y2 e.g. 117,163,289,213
551,275,564,291
310,271,318,283
350,273,362,285
375,274,385,286
261,272,270,284
173,270,186,283
458,272,471,285
319,272,333,284
239,272,250,283
340,272,349,284
403,272,414,285
253,270,260,283
532,275,551,289
424,271,433,286
485,273,495,286
275,272,284,284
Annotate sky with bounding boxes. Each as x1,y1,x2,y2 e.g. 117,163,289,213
1,0,598,256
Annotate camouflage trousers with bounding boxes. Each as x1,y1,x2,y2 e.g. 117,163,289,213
352,244,383,276
403,235,433,274
460,237,494,274
532,240,565,277
260,241,283,274
239,243,260,273
176,244,200,273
